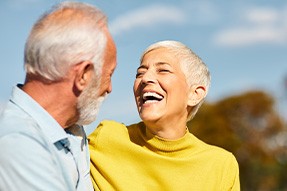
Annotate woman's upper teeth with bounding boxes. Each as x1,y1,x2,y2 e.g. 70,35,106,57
143,92,163,100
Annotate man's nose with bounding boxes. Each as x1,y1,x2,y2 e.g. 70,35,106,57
107,82,112,94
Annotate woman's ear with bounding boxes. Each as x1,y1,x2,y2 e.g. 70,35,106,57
187,85,207,106
74,61,94,92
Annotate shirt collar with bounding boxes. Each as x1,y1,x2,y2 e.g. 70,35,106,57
10,84,68,144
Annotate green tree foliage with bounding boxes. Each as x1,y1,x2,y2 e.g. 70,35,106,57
188,91,287,190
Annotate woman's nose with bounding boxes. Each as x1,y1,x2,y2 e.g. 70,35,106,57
141,70,156,84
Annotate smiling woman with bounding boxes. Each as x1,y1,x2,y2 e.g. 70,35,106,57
133,47,192,139
88,40,240,191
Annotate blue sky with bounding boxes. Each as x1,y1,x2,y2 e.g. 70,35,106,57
0,0,286,134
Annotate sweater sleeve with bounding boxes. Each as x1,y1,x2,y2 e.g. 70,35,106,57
88,122,104,190
88,123,102,150
88,120,128,191
223,153,240,191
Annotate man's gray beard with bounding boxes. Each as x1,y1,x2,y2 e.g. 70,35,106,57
76,82,108,126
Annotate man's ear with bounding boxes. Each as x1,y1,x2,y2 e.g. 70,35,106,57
187,85,207,106
74,61,94,92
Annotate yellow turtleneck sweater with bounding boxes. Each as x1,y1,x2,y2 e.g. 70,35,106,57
89,120,240,191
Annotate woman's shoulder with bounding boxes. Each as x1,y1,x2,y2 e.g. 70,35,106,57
190,133,237,162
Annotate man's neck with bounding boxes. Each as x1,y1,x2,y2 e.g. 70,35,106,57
22,78,78,128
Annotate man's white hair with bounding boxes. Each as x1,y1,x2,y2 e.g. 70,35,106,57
24,1,107,82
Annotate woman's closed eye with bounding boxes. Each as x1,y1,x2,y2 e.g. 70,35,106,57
158,68,171,73
136,71,146,78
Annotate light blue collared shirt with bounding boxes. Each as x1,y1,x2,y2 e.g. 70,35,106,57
0,85,93,191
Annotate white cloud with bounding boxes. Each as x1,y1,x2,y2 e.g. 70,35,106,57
245,7,279,24
109,4,186,36
213,6,287,47
214,26,287,47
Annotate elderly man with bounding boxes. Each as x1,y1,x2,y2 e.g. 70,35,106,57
0,1,116,190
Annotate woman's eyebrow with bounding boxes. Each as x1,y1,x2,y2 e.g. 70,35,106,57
136,65,148,70
155,62,171,67
137,62,171,70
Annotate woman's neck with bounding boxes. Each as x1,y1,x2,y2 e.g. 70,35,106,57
144,120,187,140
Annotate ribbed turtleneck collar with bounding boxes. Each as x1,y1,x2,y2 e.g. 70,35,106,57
136,122,198,157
